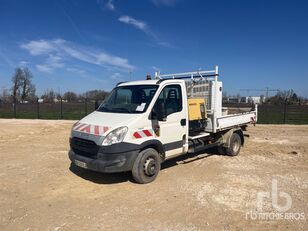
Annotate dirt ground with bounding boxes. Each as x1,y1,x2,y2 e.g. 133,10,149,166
0,119,307,231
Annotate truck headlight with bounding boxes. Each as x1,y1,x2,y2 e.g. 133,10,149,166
102,126,128,146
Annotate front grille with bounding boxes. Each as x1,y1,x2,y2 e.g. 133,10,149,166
70,137,99,159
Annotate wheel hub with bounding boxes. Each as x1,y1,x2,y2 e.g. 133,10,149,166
144,158,156,176
233,139,240,153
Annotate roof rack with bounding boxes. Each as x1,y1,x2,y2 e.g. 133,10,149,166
154,66,219,83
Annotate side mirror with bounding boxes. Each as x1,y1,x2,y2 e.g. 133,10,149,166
152,101,167,121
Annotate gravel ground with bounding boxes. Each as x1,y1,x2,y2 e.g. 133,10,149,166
0,119,307,231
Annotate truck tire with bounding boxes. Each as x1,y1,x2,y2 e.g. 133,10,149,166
217,146,226,155
225,133,241,156
132,148,161,184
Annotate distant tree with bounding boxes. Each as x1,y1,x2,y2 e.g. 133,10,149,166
290,92,298,103
63,91,78,102
11,68,24,102
81,90,109,101
0,88,11,103
11,67,36,103
20,67,36,102
55,93,62,101
41,89,56,103
25,84,37,102
298,96,306,105
266,89,300,105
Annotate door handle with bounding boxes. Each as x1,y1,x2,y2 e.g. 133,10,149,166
180,119,186,126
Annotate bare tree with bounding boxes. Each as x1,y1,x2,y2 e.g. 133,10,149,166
81,90,109,101
11,67,36,103
20,67,36,102
266,89,301,105
63,91,77,102
11,68,24,102
41,89,56,103
26,84,37,102
0,87,10,103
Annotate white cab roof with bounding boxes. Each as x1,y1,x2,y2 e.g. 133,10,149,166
119,80,158,86
117,79,184,87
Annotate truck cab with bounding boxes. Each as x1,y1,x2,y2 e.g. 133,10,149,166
69,66,257,183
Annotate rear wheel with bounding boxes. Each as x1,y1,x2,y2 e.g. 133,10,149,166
132,148,161,184
225,133,241,156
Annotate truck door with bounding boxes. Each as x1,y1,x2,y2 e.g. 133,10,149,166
153,84,187,158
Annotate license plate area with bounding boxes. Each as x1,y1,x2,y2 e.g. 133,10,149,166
74,159,87,169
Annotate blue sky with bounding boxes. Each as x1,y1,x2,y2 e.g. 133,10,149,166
0,0,307,97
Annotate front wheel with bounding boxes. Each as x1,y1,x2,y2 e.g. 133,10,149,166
225,133,242,156
132,148,161,184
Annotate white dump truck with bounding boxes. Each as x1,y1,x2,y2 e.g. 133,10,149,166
69,66,257,183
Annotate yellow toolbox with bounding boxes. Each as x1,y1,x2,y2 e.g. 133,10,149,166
188,98,207,120
188,98,207,134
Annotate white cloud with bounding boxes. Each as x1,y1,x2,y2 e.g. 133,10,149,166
118,16,147,31
96,53,133,70
21,38,135,72
66,67,86,74
34,54,64,73
20,40,56,55
152,0,178,7
98,2,172,48
105,0,115,11
118,16,173,48
97,0,115,11
47,54,65,68
36,64,53,73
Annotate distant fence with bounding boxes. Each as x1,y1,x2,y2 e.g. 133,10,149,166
0,99,99,120
0,101,308,124
257,105,308,124
223,103,308,124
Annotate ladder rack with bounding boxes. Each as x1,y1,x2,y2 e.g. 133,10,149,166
154,66,219,82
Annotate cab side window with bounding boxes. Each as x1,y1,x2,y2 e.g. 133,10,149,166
156,85,182,116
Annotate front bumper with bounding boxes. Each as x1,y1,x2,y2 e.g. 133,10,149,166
69,138,140,173
69,149,139,173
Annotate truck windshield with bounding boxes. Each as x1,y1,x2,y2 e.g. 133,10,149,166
97,85,158,114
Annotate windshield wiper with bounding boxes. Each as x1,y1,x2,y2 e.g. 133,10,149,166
112,108,131,113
